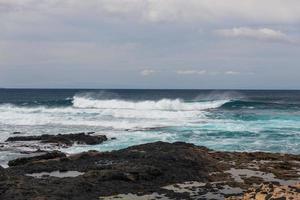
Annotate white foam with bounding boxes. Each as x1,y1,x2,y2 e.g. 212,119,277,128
72,96,229,111
0,98,229,129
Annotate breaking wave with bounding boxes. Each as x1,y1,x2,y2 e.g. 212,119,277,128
72,96,230,111
0,96,232,129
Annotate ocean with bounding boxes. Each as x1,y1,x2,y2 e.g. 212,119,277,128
1,89,300,163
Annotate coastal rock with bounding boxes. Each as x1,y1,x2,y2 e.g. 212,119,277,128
6,133,108,146
8,151,66,167
0,142,218,200
0,142,300,200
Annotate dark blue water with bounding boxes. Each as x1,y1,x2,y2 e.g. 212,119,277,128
1,89,300,106
0,89,300,156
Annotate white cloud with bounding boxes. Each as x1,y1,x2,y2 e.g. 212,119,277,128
140,69,155,76
176,70,251,76
225,71,240,75
215,27,293,43
176,70,206,75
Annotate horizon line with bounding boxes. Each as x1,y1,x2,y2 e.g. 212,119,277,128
1,88,300,91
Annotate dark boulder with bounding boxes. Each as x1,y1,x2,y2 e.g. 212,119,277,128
6,133,107,146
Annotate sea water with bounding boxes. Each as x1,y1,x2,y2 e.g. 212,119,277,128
0,89,299,162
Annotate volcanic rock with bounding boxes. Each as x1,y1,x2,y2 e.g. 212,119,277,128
6,133,108,146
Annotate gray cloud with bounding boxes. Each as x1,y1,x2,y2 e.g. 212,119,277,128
1,0,300,23
0,40,139,66
0,0,300,89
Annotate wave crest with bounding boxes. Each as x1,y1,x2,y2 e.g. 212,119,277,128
72,96,230,111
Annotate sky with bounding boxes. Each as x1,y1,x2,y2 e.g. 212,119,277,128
0,0,300,89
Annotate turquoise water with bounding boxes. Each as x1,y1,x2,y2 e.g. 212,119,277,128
0,89,300,156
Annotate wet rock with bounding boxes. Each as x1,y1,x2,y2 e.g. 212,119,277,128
8,151,66,167
6,133,107,146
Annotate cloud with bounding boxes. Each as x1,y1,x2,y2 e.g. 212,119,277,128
140,69,156,76
176,70,206,75
215,27,293,43
0,1,299,89
0,40,138,66
1,0,300,23
225,71,240,75
176,70,251,76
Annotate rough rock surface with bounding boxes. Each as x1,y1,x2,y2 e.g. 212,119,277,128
6,133,108,146
0,141,299,200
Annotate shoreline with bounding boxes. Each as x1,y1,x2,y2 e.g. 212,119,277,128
1,136,300,200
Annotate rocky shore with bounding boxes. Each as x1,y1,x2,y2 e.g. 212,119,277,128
0,134,300,199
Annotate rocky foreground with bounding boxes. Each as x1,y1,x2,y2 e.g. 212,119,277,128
0,134,300,199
